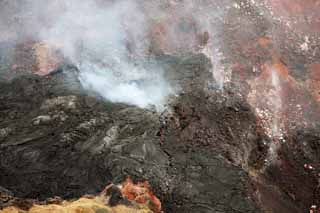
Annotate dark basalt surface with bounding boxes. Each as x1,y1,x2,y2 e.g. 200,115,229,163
1,0,320,211
0,54,266,213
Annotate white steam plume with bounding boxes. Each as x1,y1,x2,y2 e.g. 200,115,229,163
0,0,233,108
36,0,173,110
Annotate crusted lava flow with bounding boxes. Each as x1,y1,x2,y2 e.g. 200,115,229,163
1,0,320,213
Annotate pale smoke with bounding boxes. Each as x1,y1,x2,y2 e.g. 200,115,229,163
78,61,172,109
37,0,230,108
0,0,231,108
270,68,282,133
202,46,228,89
143,0,230,89
266,69,284,164
34,0,173,109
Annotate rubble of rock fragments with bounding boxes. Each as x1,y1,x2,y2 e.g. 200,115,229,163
0,0,320,212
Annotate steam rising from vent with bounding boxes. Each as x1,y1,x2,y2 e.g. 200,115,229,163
36,0,173,109
79,61,172,109
266,68,283,163
0,0,232,108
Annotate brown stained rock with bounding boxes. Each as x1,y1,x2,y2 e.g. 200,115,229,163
2,41,63,78
266,0,320,33
1,1,320,212
259,0,320,35
307,64,320,102
32,42,62,76
149,16,202,55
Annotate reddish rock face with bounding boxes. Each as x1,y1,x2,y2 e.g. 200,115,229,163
9,41,63,77
246,36,320,136
150,16,205,55
268,0,315,14
307,64,320,102
309,64,320,81
1,1,320,212
32,42,62,76
121,177,162,213
267,0,320,33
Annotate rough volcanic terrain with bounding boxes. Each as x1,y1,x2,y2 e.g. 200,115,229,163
0,0,320,213
0,55,262,212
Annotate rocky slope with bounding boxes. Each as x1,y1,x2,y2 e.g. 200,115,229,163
1,0,320,212
0,54,266,213
1,52,318,212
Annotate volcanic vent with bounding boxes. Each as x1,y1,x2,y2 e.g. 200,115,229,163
1,0,320,212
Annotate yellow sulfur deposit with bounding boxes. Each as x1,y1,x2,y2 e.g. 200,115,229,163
0,197,152,213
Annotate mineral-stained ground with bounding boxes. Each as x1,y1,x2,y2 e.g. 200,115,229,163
1,0,320,213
